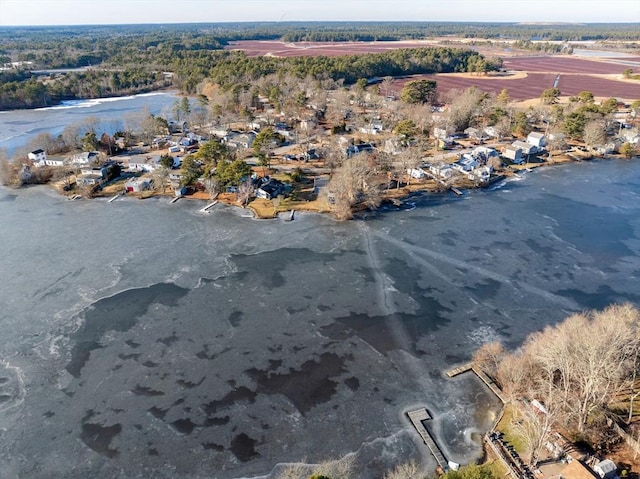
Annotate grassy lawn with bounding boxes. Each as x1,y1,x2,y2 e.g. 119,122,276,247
495,403,528,454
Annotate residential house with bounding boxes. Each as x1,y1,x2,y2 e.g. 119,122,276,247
472,146,499,163
125,178,152,193
127,156,161,172
504,144,524,163
513,140,536,155
76,173,103,187
225,132,256,149
527,131,547,149
80,165,108,177
168,120,187,134
407,168,426,180
453,155,478,173
346,143,374,157
256,178,285,200
30,149,65,167
464,127,488,143
71,151,98,166
467,165,491,182
429,163,454,179
28,149,46,164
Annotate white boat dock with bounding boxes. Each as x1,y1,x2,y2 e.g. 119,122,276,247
199,200,218,212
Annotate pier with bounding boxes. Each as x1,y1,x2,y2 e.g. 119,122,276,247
407,408,448,470
199,200,218,212
445,362,506,403
108,194,120,203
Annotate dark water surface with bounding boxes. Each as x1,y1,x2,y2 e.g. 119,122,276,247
0,159,638,478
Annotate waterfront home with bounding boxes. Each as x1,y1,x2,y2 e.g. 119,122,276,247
429,163,454,179
407,168,426,180
256,178,285,200
468,165,491,182
71,151,98,166
30,149,65,168
527,131,547,149
76,173,103,186
504,144,524,163
125,178,152,193
28,149,46,164
80,165,108,178
472,146,499,162
453,155,478,173
513,140,537,155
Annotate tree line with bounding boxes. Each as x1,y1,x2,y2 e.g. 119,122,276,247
473,303,640,461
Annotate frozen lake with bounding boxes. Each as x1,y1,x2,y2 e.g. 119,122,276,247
0,158,639,478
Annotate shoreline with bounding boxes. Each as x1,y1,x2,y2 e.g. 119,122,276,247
40,153,635,220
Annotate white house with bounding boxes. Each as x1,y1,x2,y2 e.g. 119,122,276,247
80,166,107,178
224,132,256,149
504,144,524,163
468,165,491,182
472,146,499,162
125,178,152,193
407,168,426,180
127,156,161,172
453,155,478,172
512,140,537,155
429,163,454,179
527,131,547,148
28,149,46,163
30,149,65,167
71,151,98,166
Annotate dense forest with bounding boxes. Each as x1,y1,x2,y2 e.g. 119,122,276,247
0,21,638,110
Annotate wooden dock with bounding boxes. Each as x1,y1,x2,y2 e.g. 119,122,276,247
445,363,506,403
108,194,120,203
407,408,448,470
450,187,463,196
472,366,506,403
445,362,473,378
170,196,180,204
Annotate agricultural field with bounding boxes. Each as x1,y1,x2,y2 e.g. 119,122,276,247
227,40,640,101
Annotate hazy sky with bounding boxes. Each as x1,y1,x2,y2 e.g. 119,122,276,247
0,0,639,26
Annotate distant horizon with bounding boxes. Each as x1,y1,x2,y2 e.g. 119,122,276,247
1,0,638,26
1,20,639,28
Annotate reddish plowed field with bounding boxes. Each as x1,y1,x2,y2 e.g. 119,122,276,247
503,56,631,75
393,73,640,100
226,41,640,100
226,40,440,57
